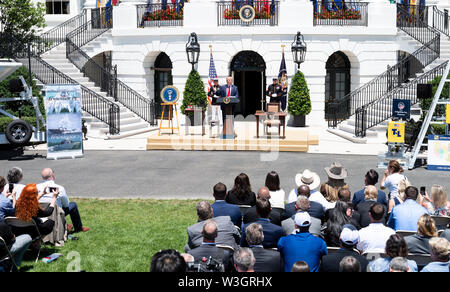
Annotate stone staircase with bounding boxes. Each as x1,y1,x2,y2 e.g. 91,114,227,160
40,36,157,139
327,31,450,144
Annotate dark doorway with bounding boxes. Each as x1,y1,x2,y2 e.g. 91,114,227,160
154,52,173,119
230,51,266,117
325,51,351,119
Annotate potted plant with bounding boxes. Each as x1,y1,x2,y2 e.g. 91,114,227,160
181,69,208,126
287,70,311,127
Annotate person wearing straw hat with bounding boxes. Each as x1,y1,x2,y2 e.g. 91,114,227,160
287,169,335,211
322,162,349,203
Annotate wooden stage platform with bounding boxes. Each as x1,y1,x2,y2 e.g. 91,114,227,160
147,122,319,152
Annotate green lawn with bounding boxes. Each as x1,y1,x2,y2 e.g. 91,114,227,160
20,199,202,272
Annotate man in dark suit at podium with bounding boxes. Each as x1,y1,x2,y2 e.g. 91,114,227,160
217,76,239,139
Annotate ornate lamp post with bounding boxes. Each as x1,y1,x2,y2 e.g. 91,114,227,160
186,32,200,71
291,31,307,71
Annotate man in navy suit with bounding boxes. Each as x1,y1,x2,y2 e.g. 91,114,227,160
282,185,324,221
352,169,388,209
241,198,283,248
211,182,242,227
217,76,239,124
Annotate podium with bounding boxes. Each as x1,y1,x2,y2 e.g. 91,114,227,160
216,96,239,139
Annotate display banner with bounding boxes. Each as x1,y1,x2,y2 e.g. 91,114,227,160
428,135,450,171
44,85,83,160
387,121,405,143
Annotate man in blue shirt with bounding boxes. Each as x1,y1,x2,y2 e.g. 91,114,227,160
352,169,388,209
421,237,450,272
278,212,327,272
387,186,428,231
211,182,242,227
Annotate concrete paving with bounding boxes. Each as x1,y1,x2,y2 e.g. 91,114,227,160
0,149,448,200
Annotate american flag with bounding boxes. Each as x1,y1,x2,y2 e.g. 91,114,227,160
207,52,218,105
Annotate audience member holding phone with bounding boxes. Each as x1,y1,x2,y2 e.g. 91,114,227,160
418,185,450,217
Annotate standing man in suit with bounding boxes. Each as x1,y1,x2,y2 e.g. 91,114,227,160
266,78,282,106
246,223,283,272
218,76,239,122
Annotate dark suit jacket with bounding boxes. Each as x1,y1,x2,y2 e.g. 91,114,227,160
187,244,233,272
352,187,388,209
243,206,281,226
218,84,239,99
240,218,283,248
319,248,369,272
355,200,387,228
404,234,432,255
212,200,242,227
282,201,324,221
250,246,284,272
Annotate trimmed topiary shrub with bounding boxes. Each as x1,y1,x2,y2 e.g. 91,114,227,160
287,71,311,116
181,69,208,115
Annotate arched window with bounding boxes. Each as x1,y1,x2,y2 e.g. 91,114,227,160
325,51,350,102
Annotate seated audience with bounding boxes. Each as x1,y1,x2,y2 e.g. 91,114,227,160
419,185,450,217
352,169,388,209
322,162,349,203
37,168,89,233
324,201,360,247
233,247,255,272
339,256,361,272
357,203,395,254
367,234,418,272
283,185,324,221
210,182,242,227
241,199,283,248
225,173,256,206
185,201,240,251
243,187,281,226
265,171,285,210
356,185,387,228
387,178,410,213
441,229,450,242
291,261,310,272
420,237,450,272
404,214,438,255
320,224,368,272
150,249,186,272
325,188,361,224
278,212,328,272
389,256,411,272
2,167,26,200
11,184,58,239
281,195,322,237
287,169,320,204
246,223,283,272
0,177,16,222
187,219,233,272
0,222,32,270
387,186,428,231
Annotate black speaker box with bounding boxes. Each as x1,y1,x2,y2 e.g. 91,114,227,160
8,78,25,93
417,83,433,100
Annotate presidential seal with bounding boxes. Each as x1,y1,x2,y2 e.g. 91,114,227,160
239,5,256,23
160,85,180,103
223,96,231,104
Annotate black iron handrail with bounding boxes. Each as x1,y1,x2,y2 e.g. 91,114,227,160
433,6,450,37
137,3,184,27
313,2,369,26
327,4,440,128
66,7,157,126
217,1,279,26
354,60,448,137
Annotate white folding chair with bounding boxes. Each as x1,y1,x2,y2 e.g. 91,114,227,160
431,215,450,230
4,217,47,263
326,246,340,254
216,244,235,253
395,230,416,238
0,236,18,272
238,205,251,216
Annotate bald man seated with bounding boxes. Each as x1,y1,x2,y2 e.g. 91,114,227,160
37,168,89,233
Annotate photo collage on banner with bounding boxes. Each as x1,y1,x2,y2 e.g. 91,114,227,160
44,84,83,160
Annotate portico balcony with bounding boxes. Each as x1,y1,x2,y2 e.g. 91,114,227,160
137,3,184,28
217,1,280,26
312,1,369,26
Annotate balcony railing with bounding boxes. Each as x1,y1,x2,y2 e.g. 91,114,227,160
313,1,368,26
137,3,184,27
217,1,279,26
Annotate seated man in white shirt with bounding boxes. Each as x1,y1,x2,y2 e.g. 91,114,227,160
357,203,395,254
37,168,89,233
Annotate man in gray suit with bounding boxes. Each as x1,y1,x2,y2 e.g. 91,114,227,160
281,196,323,237
185,201,240,252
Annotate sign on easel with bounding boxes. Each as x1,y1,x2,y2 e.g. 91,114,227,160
446,104,450,124
427,135,450,171
387,121,405,143
44,85,83,160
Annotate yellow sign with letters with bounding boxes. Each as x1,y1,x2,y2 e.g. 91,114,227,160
447,104,450,124
388,121,405,143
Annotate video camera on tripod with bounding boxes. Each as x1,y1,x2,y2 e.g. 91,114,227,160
186,256,225,272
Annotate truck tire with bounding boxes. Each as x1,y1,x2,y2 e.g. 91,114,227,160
5,119,33,146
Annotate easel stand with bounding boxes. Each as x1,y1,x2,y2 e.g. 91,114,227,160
158,102,180,136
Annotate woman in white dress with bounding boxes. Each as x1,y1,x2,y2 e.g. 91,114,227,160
265,171,285,210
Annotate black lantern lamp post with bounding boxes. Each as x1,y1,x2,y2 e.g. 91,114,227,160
291,31,307,71
186,32,200,71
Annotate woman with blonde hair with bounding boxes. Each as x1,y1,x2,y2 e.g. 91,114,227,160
381,160,408,213
419,185,450,217
387,178,411,214
421,237,450,272
404,214,438,254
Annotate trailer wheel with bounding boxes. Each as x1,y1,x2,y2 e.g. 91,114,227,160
5,119,33,146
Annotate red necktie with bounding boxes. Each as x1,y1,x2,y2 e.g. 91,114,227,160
227,86,231,97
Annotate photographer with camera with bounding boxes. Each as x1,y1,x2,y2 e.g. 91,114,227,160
187,219,232,272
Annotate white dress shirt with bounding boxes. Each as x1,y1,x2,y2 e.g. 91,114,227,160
357,223,396,254
36,181,70,208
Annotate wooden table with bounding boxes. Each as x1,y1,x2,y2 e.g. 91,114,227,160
255,111,287,139
184,107,205,136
